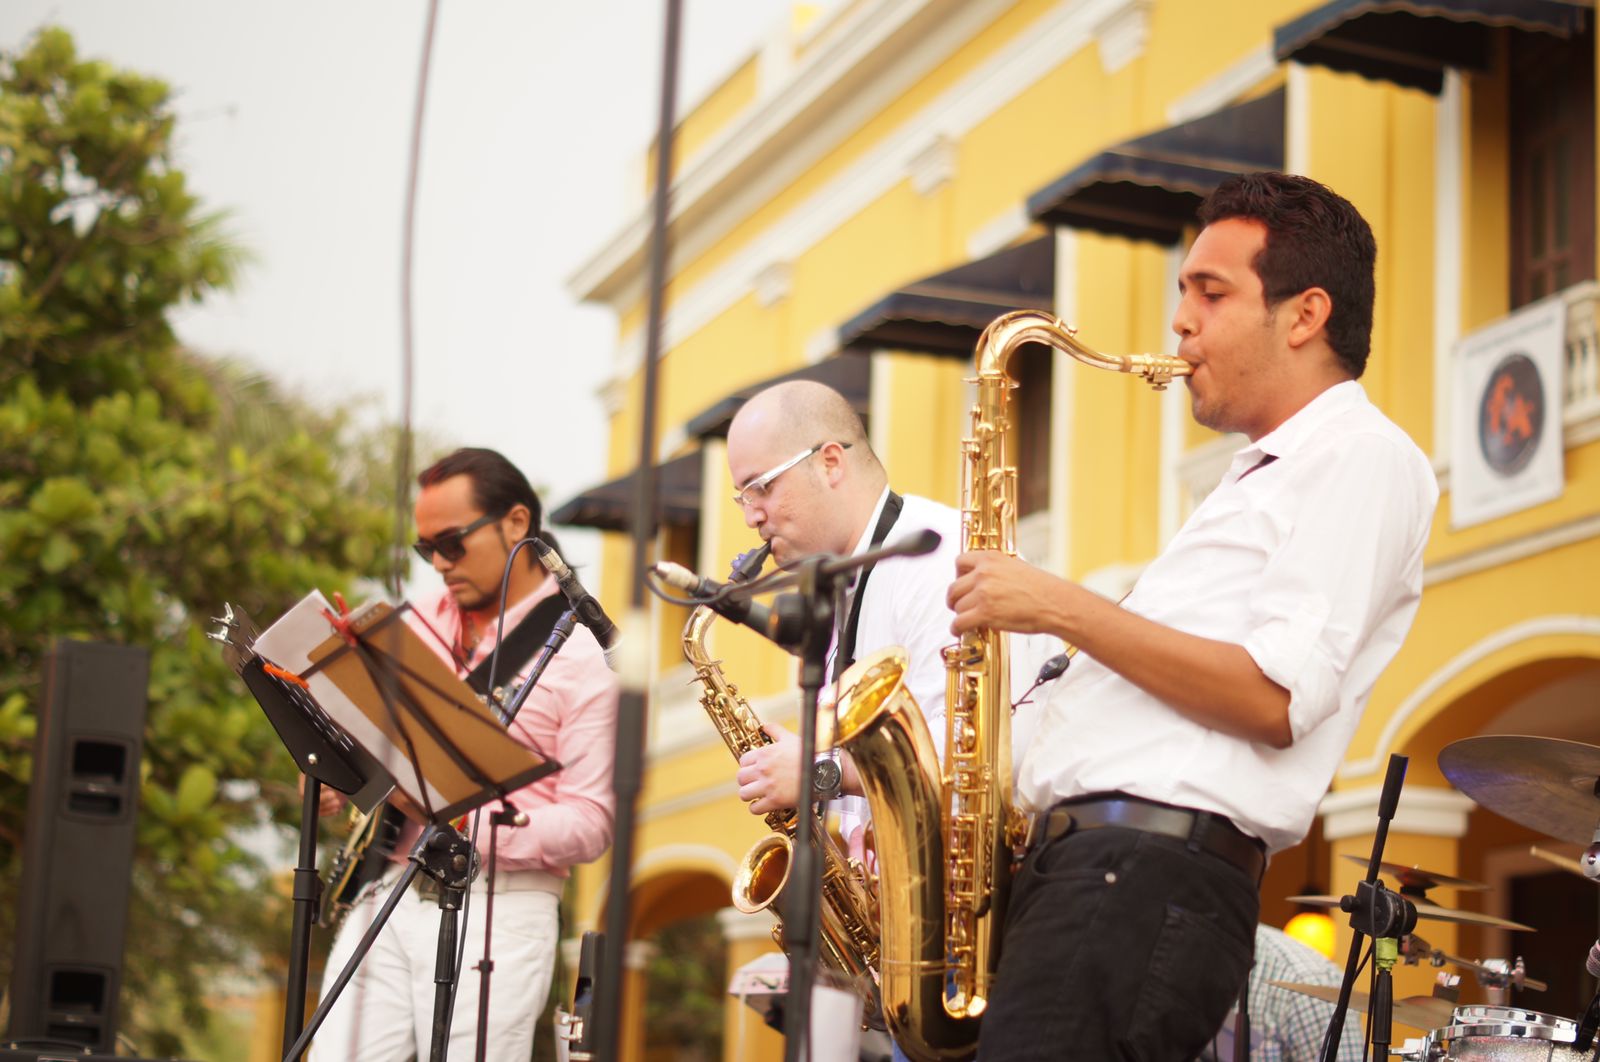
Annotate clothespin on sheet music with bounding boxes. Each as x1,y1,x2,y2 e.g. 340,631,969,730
319,591,357,647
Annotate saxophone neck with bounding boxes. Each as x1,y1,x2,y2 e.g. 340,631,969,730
681,604,718,667
976,309,1192,389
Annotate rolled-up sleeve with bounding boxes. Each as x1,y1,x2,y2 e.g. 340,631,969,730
1241,433,1428,743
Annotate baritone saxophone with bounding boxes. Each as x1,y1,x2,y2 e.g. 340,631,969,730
835,310,1190,1060
680,544,881,997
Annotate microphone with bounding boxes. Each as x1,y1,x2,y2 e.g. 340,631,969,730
533,539,618,650
653,560,775,635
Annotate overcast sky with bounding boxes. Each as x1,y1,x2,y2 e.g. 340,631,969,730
1,0,817,580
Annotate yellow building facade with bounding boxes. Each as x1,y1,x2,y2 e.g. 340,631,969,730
558,1,1600,1056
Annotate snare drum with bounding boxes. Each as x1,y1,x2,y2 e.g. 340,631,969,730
1411,1004,1584,1060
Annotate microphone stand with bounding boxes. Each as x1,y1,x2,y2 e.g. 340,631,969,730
777,557,838,1062
1319,754,1414,1062
469,611,574,1062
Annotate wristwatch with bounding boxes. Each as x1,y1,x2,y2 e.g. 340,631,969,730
812,753,843,803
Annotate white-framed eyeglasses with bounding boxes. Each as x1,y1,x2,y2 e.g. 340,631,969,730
732,442,850,508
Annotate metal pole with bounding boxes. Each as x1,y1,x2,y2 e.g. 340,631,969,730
592,2,683,1058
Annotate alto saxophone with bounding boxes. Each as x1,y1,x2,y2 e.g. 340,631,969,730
681,544,881,996
835,310,1190,1060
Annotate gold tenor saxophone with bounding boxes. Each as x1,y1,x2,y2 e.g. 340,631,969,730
835,310,1190,1060
681,544,880,994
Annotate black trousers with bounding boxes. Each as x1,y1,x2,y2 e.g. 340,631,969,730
976,823,1259,1062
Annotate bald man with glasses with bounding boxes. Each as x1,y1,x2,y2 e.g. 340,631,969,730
312,447,617,1062
725,380,1054,868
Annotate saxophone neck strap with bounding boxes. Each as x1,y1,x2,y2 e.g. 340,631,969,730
830,490,904,683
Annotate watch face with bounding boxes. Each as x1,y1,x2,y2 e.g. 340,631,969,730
812,757,842,799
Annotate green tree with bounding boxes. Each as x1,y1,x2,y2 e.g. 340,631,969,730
0,27,397,1055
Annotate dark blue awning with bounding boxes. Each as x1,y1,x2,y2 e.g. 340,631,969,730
1274,0,1588,94
835,236,1055,358
682,353,871,440
1026,89,1285,245
549,450,702,532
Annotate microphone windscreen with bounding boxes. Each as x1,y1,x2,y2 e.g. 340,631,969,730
906,528,941,556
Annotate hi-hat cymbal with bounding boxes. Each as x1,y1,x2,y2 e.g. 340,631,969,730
1440,735,1600,846
1267,981,1457,1032
1339,855,1488,892
1287,895,1534,932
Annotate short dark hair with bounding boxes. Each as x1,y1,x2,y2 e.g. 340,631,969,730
1197,172,1377,378
417,447,560,555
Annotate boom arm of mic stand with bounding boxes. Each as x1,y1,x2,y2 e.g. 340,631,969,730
499,610,578,725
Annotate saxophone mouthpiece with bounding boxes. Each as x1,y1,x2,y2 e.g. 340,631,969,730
730,542,771,583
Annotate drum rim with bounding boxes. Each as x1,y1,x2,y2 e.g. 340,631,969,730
1429,1003,1577,1045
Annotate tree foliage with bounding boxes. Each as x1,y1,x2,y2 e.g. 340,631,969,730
0,27,396,1055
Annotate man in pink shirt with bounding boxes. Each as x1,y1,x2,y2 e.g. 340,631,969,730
313,447,618,1062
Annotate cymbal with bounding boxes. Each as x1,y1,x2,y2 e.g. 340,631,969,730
1268,981,1457,1032
1287,895,1534,932
1339,854,1488,892
1440,735,1600,846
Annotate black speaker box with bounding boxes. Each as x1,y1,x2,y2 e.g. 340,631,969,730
7,641,149,1053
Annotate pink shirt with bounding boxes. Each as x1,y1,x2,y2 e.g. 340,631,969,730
398,576,618,875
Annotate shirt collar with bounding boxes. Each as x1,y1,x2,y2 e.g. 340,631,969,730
847,486,893,559
1233,379,1367,470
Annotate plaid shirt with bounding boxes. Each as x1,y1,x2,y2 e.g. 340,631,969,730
1203,925,1365,1062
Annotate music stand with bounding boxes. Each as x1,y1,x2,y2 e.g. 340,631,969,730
234,591,560,1062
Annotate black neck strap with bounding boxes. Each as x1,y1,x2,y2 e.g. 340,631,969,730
465,593,569,696
831,491,904,682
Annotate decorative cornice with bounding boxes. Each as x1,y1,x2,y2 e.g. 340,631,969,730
577,0,1135,378
1167,42,1276,124
753,258,794,307
1094,0,1152,75
1423,512,1600,589
906,133,957,195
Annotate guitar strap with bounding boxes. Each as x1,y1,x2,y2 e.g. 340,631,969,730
464,592,570,698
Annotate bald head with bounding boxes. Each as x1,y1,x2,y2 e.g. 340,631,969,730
731,380,873,455
725,380,887,561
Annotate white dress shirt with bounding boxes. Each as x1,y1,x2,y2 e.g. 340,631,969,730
1015,381,1438,852
831,489,1058,832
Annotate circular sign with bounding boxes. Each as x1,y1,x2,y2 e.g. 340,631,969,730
1476,352,1544,476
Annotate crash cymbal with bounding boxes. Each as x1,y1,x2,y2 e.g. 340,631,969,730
1267,981,1458,1032
1287,895,1534,932
1339,855,1488,892
1440,735,1600,846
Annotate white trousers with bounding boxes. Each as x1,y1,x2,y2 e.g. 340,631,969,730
311,869,560,1062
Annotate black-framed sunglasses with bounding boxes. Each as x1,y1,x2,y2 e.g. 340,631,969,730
412,512,501,563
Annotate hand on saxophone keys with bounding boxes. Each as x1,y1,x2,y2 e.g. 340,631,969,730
736,691,856,815
736,722,803,814
947,550,1074,637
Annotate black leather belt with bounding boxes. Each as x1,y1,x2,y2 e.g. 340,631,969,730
1028,796,1266,884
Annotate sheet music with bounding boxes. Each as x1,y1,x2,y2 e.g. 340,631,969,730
255,590,449,811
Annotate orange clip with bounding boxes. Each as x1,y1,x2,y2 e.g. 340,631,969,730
320,606,358,647
262,662,310,689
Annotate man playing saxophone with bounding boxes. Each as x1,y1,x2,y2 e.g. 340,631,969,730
946,173,1439,1061
728,380,968,828
725,380,1054,1059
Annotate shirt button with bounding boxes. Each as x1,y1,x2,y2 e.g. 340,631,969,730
1105,871,1117,884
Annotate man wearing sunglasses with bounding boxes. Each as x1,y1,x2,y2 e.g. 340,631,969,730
313,447,618,1062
